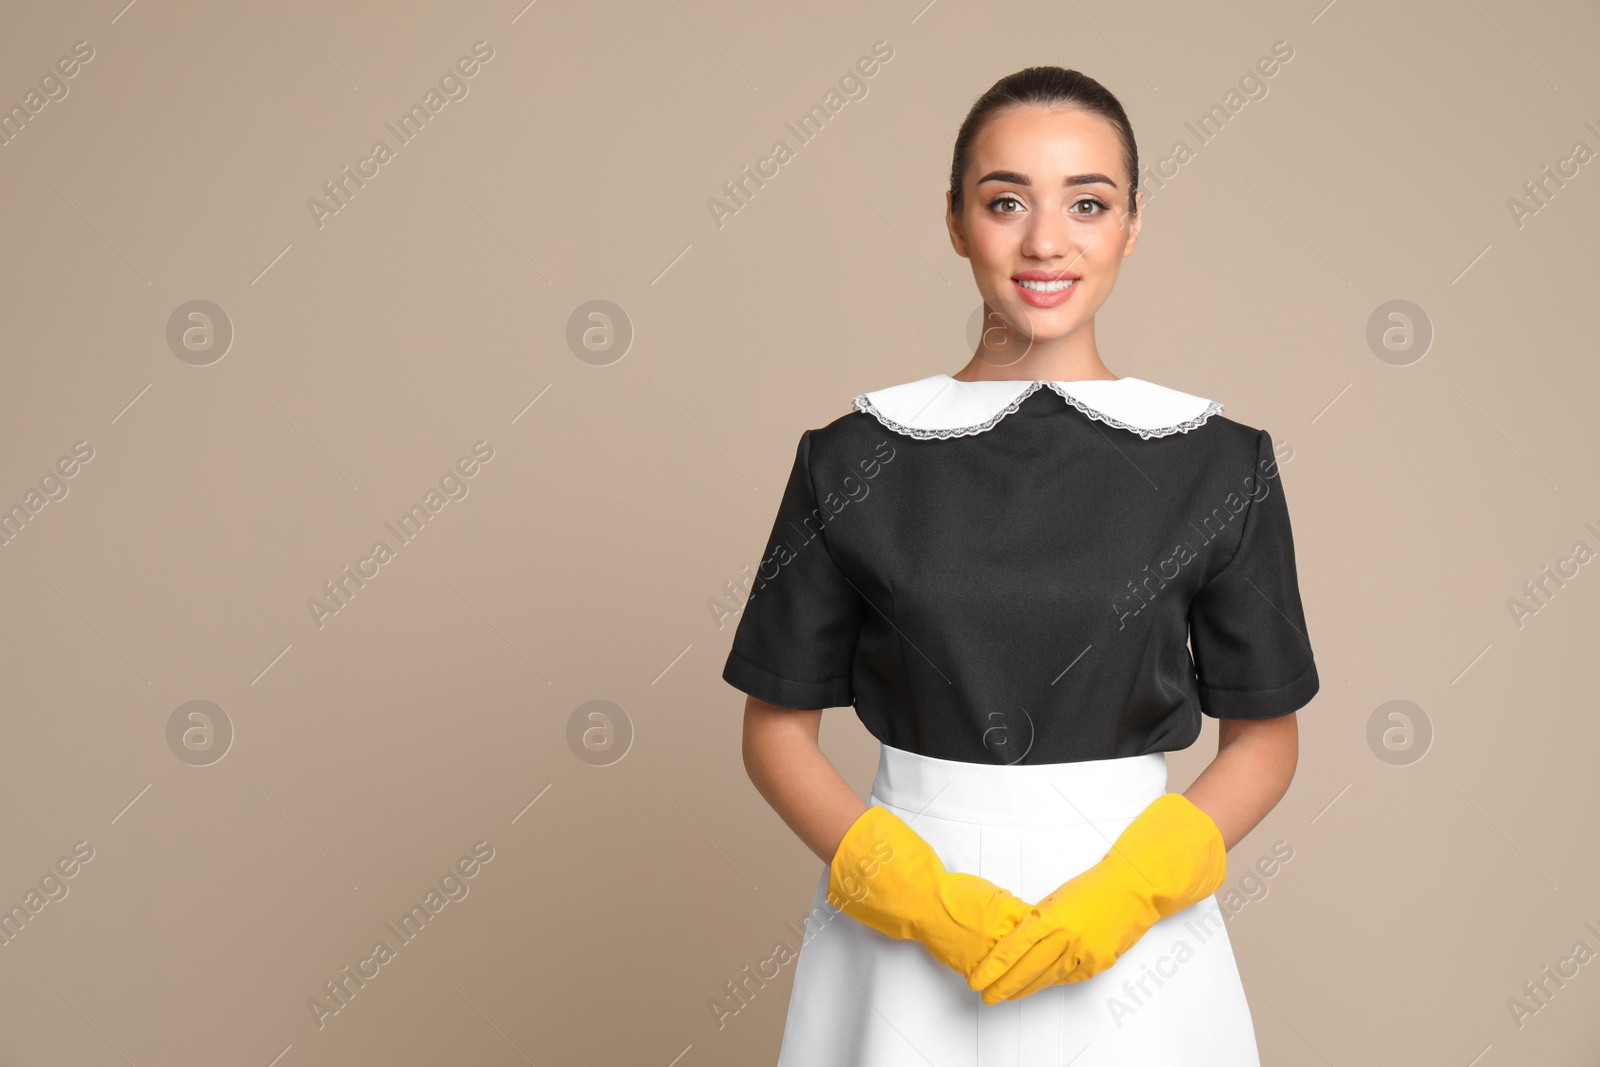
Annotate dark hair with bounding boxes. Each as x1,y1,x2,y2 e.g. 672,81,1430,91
948,67,1139,218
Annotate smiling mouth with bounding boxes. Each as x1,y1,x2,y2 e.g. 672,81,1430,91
1010,271,1081,308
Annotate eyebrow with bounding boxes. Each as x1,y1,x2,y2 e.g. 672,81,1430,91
976,170,1119,189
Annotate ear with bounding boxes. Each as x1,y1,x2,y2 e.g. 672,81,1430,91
1121,188,1144,258
946,189,970,260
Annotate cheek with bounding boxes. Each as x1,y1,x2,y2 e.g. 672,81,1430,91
966,222,1016,267
1086,230,1132,273
965,233,1023,301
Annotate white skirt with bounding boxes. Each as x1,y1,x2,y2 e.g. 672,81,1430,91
776,743,1261,1066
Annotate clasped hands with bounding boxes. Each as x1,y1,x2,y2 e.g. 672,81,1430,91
826,794,1227,1004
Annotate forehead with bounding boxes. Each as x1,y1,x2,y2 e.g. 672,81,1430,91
969,105,1127,184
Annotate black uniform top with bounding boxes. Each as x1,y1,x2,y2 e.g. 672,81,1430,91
721,373,1319,766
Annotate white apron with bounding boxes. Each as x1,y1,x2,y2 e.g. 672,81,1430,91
776,743,1261,1066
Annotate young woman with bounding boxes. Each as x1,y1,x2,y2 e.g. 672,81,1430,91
723,67,1317,1066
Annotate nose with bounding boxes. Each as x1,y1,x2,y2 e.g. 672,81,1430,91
1019,204,1084,267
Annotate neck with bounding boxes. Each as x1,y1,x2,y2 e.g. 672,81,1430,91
950,316,1117,383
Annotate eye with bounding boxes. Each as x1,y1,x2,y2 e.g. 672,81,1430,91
1071,197,1110,216
987,193,1025,215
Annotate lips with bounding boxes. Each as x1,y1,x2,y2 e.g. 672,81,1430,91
1011,269,1080,308
1012,269,1081,282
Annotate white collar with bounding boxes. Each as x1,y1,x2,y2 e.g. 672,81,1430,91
851,374,1224,441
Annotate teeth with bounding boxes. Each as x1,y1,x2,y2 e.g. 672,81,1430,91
1017,278,1076,292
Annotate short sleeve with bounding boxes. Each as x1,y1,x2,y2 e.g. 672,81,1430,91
721,430,865,710
1187,429,1319,719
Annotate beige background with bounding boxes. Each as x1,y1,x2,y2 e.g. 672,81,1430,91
1,0,1597,1064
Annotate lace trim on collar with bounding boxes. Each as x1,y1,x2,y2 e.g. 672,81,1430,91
852,380,1048,441
851,379,1224,441
1040,382,1225,440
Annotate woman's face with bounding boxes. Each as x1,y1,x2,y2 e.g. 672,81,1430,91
946,104,1143,356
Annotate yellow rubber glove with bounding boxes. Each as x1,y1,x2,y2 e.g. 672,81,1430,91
968,792,1227,1004
829,804,1033,979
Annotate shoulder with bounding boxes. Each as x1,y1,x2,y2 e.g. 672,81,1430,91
798,404,903,478
1197,410,1271,453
